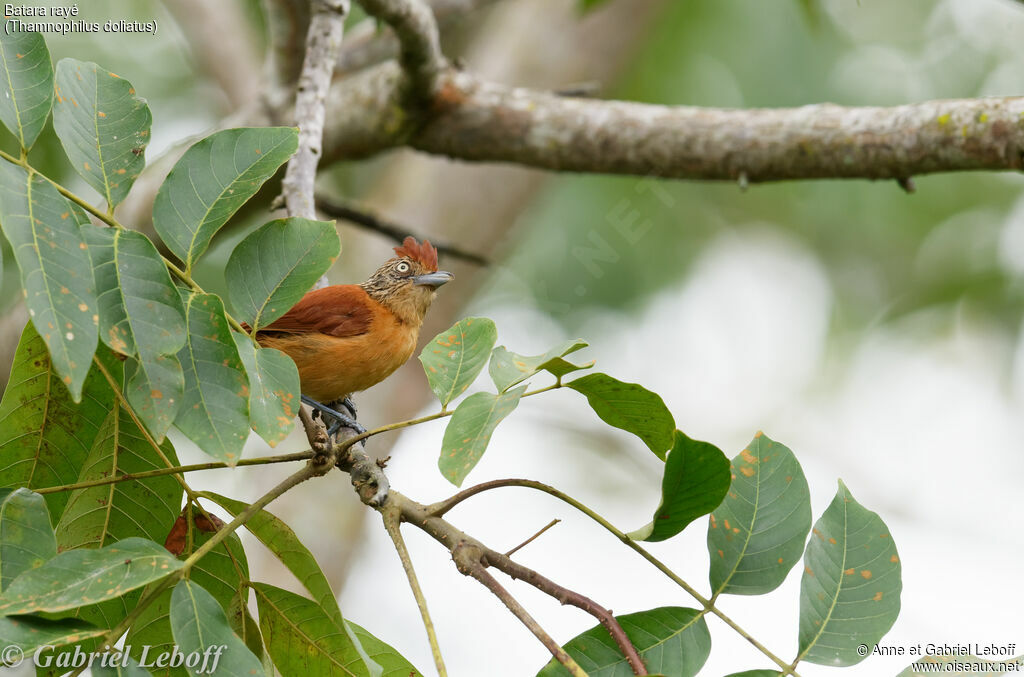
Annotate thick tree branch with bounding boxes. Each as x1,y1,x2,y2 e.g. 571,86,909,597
324,65,1024,182
356,0,445,101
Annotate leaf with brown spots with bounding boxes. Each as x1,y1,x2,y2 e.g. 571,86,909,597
152,127,298,274
628,430,730,542
438,386,524,486
0,324,117,521
0,32,52,150
173,291,249,465
708,433,811,596
0,537,183,615
83,224,187,441
232,333,299,447
0,488,56,591
0,162,98,401
488,339,592,392
797,480,902,666
419,317,497,409
55,404,182,553
52,59,150,207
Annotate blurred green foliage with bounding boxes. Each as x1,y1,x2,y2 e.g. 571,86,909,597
503,0,1024,333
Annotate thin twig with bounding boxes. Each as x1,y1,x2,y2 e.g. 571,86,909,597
505,519,560,557
485,547,646,675
381,503,448,676
426,479,800,677
316,196,489,266
452,542,587,677
33,452,313,495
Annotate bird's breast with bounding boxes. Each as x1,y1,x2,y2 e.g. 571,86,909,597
258,314,420,403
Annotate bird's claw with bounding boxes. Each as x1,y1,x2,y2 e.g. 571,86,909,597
301,395,367,440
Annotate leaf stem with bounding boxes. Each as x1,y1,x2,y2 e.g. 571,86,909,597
336,381,563,452
428,478,801,677
33,451,313,495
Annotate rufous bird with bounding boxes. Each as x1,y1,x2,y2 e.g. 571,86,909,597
252,237,453,434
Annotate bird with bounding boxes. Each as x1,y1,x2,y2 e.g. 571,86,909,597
250,236,453,435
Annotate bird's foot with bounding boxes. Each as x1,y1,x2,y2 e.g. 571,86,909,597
301,395,367,439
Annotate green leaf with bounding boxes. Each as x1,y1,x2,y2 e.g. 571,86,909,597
174,291,249,465
439,386,525,486
125,353,184,444
152,127,298,273
797,480,902,666
0,32,54,149
0,488,55,590
0,615,104,655
0,323,116,519
227,590,270,673
0,537,183,615
225,217,340,332
537,607,710,677
255,583,419,677
419,317,498,408
90,653,153,676
0,161,99,400
128,522,249,677
170,579,263,677
579,0,612,11
84,225,187,440
52,59,151,207
488,339,592,392
232,334,299,447
347,620,422,677
708,433,812,596
84,226,186,359
566,373,675,459
54,406,182,550
724,672,782,677
200,492,342,627
628,430,729,542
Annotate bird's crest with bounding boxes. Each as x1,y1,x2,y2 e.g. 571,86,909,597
393,236,438,272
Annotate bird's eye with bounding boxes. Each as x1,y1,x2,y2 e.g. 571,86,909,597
396,261,411,274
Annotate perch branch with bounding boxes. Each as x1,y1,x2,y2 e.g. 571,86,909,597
315,196,490,265
323,64,1024,183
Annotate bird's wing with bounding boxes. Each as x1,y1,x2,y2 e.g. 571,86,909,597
259,284,374,338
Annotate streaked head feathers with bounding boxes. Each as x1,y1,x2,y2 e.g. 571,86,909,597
393,236,438,272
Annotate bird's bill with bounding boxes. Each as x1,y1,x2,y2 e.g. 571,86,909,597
413,271,454,288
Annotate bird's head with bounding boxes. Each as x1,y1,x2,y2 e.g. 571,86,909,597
360,236,453,324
